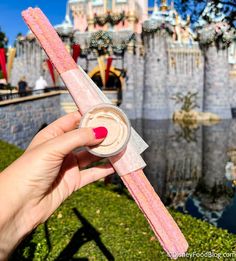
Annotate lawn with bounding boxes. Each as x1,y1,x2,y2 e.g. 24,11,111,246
1,140,236,260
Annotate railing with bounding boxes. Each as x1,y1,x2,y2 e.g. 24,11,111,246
0,87,66,102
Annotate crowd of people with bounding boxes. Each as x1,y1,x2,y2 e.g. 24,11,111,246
16,75,48,96
0,75,49,91
0,75,49,98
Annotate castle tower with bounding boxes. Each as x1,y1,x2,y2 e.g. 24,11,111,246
196,122,233,217
165,123,202,209
142,0,172,119
68,0,146,33
160,0,168,12
196,2,234,118
143,119,169,198
203,46,230,117
54,2,73,39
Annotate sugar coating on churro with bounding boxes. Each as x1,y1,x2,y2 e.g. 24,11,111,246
22,8,77,74
122,171,188,259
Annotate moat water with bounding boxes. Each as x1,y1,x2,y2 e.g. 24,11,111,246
133,119,236,234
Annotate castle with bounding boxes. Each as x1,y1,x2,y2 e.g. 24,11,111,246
10,0,236,119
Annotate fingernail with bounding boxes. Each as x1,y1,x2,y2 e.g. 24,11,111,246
93,127,108,139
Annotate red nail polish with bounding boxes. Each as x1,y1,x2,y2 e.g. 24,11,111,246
93,127,108,139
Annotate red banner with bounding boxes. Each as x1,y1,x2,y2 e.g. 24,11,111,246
105,57,113,85
46,59,55,85
72,44,80,63
0,48,8,81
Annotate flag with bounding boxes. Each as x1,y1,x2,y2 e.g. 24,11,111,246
105,56,113,85
97,56,106,87
72,44,80,63
0,48,8,81
46,59,55,85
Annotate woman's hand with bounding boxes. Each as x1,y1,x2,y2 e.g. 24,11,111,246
0,111,114,259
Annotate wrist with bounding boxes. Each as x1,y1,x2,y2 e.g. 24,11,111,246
0,204,33,259
0,172,35,259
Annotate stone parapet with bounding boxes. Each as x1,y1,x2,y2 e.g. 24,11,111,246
0,93,61,149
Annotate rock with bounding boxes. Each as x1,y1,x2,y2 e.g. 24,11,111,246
173,110,220,124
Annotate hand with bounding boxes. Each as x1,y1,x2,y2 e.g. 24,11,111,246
0,111,114,259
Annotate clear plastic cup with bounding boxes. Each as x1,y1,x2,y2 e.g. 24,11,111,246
79,103,131,157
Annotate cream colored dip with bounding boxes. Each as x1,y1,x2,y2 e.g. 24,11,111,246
80,104,130,157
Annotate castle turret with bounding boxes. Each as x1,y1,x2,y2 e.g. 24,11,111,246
142,0,174,119
196,1,235,118
203,44,230,117
194,122,234,224
160,0,168,12
54,1,73,36
143,120,169,197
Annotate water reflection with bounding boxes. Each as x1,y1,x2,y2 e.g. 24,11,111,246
141,119,236,233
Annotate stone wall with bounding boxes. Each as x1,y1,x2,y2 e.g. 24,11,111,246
203,46,231,118
10,31,236,120
167,44,204,118
120,50,137,118
133,45,145,119
11,42,47,88
0,90,120,149
143,32,169,119
228,72,236,109
60,91,77,115
120,35,145,119
0,93,61,149
142,34,205,120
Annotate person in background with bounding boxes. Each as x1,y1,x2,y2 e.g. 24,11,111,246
34,75,48,94
0,78,7,89
17,76,29,97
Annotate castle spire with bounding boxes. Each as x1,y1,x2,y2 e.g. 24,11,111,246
153,0,159,14
160,0,168,12
65,1,72,25
54,1,73,35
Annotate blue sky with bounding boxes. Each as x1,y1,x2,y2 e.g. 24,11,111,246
0,0,68,46
0,0,206,46
0,0,162,46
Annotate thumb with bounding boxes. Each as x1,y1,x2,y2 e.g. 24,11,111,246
41,127,108,156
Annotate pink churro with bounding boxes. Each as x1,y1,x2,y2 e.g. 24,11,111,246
22,8,188,259
123,171,188,256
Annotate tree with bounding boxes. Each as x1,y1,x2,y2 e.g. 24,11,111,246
0,28,8,49
0,28,8,80
171,91,199,113
174,0,236,28
14,32,23,47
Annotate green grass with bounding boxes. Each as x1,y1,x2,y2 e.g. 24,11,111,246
0,140,23,171
1,141,236,260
